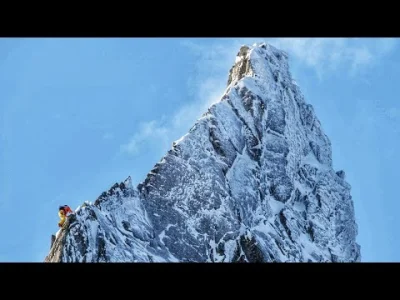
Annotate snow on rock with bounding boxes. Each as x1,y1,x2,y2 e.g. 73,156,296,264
44,42,361,262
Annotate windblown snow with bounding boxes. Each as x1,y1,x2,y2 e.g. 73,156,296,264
45,42,361,263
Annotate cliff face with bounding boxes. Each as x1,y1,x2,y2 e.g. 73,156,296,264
45,42,361,262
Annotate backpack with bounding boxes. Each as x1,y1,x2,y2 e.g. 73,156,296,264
59,205,72,214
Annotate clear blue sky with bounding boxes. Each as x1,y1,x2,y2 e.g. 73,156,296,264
0,37,398,262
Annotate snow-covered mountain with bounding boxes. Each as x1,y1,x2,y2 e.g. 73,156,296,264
44,42,361,262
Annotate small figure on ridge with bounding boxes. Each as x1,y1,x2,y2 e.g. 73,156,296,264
58,205,74,228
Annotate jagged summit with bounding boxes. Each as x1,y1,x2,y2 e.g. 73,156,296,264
45,42,360,263
227,42,289,87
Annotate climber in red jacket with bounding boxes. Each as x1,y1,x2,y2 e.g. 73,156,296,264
58,205,74,228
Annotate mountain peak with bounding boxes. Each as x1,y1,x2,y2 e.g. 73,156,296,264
45,43,360,263
227,42,290,87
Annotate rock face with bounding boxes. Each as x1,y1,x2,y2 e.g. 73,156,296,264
45,42,361,262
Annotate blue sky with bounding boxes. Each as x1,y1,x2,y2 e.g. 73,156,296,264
0,37,398,262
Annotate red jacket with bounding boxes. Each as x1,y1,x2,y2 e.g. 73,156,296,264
63,205,73,214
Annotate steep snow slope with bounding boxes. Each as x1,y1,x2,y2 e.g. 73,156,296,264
45,42,361,262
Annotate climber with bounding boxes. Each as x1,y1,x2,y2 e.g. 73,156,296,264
58,205,74,228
